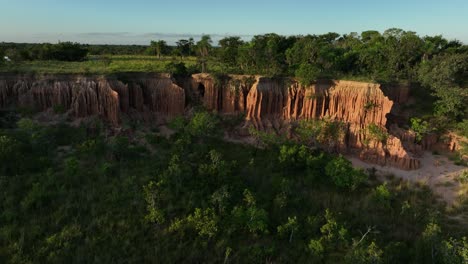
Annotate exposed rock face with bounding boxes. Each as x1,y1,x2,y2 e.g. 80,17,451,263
0,74,185,125
190,73,253,114
187,75,422,170
1,73,433,170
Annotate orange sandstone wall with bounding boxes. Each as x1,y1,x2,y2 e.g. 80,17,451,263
190,75,419,170
0,74,185,125
0,73,421,170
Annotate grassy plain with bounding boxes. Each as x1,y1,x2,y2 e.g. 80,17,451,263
0,55,198,74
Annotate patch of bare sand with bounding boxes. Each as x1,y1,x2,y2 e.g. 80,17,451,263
349,151,467,206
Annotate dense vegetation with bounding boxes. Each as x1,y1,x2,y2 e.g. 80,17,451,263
0,42,88,62
0,109,467,263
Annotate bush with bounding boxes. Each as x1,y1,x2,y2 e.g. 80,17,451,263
373,183,392,208
278,144,310,170
50,42,88,61
165,62,188,76
367,124,388,143
458,170,468,184
325,155,367,190
187,111,219,137
410,118,432,142
457,119,468,138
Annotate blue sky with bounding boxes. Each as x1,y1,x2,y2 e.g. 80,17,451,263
1,0,467,45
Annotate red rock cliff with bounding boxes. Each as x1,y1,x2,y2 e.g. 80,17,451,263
0,73,422,170
0,74,185,125
190,75,420,170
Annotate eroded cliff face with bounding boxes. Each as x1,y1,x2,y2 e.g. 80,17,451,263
186,74,421,170
189,73,253,113
0,74,185,125
0,73,429,170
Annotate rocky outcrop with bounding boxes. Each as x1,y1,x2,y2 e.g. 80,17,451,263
0,73,430,170
190,73,254,114
0,74,185,125
187,75,421,170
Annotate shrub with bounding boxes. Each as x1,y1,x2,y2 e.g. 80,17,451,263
187,111,219,137
410,118,432,142
367,123,389,143
458,170,468,184
373,183,392,208
50,42,88,61
456,119,468,138
325,155,367,190
165,62,187,76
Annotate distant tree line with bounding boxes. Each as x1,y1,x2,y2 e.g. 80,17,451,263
0,42,88,61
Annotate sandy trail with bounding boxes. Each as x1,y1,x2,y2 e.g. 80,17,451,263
349,151,467,205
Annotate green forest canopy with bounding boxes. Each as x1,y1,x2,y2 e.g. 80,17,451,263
0,110,467,263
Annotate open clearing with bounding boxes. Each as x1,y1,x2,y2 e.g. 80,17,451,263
349,152,467,206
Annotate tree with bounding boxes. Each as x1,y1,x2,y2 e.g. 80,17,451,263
277,216,299,243
410,118,433,142
187,111,219,138
51,42,88,61
373,183,391,209
164,61,187,76
345,241,383,264
418,53,468,120
196,35,213,73
422,35,448,60
421,221,442,264
320,209,348,245
308,239,325,261
439,237,468,263
295,63,320,85
361,30,381,43
217,36,244,70
176,39,191,58
325,155,367,190
240,33,293,76
169,208,219,239
383,30,424,80
231,189,269,235
357,32,388,80
149,40,168,58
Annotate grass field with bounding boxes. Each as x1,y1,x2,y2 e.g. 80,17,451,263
0,55,199,74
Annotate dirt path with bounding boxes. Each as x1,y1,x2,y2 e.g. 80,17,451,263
349,152,467,205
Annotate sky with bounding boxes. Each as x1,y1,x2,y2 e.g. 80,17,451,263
0,0,467,45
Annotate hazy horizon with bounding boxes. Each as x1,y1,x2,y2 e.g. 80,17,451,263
1,0,468,45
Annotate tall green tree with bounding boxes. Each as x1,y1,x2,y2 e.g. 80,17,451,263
149,40,168,58
418,53,468,120
217,36,244,71
196,35,213,73
175,39,193,58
